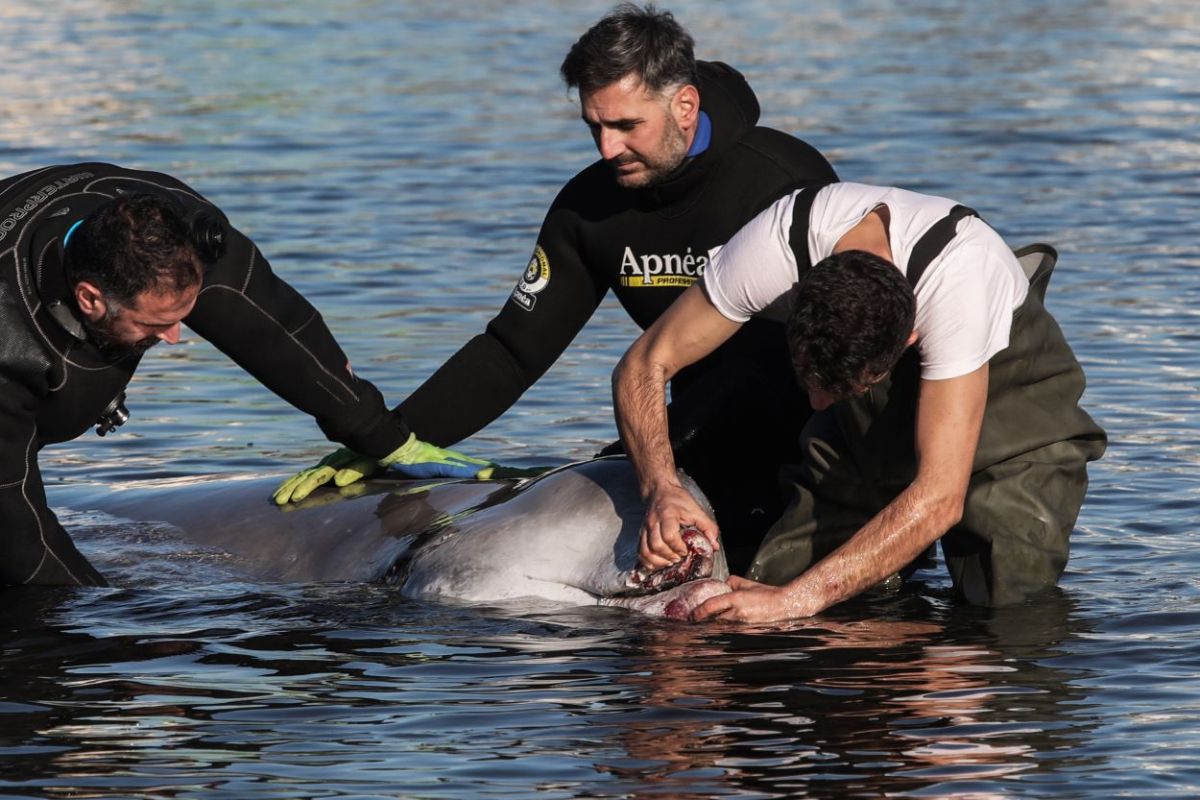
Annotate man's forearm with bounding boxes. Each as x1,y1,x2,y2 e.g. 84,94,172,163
612,350,681,497
611,285,744,500
789,368,988,613
779,479,963,615
612,286,745,564
398,332,532,447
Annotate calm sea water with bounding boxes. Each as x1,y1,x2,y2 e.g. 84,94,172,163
3,1,1199,797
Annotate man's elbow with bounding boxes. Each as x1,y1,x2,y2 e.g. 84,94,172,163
612,335,655,396
909,474,968,536
927,489,967,534
611,350,634,397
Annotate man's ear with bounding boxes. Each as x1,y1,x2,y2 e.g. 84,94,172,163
671,83,700,131
73,281,108,322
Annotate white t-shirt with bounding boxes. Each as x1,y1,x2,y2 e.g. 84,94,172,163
703,182,1029,381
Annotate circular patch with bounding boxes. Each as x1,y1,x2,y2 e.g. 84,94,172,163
518,245,551,295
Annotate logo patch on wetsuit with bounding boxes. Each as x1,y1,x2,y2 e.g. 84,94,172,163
617,246,706,288
510,245,551,311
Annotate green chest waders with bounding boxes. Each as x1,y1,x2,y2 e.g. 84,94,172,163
747,202,1107,606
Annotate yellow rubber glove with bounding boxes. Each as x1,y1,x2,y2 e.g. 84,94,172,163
273,435,549,505
272,447,379,505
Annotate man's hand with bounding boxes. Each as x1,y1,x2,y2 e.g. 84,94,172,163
382,434,495,479
690,575,821,623
640,482,720,569
274,434,548,505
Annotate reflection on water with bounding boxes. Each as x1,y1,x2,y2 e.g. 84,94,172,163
599,592,1101,798
2,576,1107,799
3,0,1200,797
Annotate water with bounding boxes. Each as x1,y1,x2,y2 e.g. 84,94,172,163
2,0,1199,796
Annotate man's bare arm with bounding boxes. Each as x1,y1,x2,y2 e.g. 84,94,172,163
695,363,989,621
613,284,743,567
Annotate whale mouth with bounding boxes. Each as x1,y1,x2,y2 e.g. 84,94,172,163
622,528,714,595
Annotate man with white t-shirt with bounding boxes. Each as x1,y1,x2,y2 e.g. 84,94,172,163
613,181,1106,621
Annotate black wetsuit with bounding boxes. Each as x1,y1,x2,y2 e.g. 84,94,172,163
0,163,411,587
397,63,838,572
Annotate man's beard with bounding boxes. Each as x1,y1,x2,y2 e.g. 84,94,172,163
83,309,158,356
612,118,690,189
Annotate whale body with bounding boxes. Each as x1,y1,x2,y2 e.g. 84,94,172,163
73,457,731,618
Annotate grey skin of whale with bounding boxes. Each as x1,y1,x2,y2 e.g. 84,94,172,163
74,457,732,618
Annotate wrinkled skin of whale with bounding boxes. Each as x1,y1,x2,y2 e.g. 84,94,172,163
74,458,730,618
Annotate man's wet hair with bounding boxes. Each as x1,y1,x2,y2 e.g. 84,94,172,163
560,3,697,96
65,193,203,307
786,250,917,399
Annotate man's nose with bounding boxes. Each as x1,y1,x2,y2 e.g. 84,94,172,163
597,129,626,161
156,323,182,345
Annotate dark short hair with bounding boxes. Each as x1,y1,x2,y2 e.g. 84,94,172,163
560,3,697,96
786,250,917,398
64,193,203,306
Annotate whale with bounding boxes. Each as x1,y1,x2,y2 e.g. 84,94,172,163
71,457,731,618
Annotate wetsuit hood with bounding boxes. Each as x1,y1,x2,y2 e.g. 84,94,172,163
635,60,762,208
695,60,761,149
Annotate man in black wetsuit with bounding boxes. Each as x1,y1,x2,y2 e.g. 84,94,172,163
279,4,839,573
0,163,510,587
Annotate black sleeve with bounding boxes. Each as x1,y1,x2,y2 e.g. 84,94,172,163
398,200,606,447
184,226,410,459
0,373,106,587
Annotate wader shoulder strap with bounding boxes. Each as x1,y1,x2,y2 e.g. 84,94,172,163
906,205,979,289
787,181,835,280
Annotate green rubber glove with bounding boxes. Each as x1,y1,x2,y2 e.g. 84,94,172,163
273,447,380,505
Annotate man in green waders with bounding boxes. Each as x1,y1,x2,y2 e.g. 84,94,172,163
613,181,1107,622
